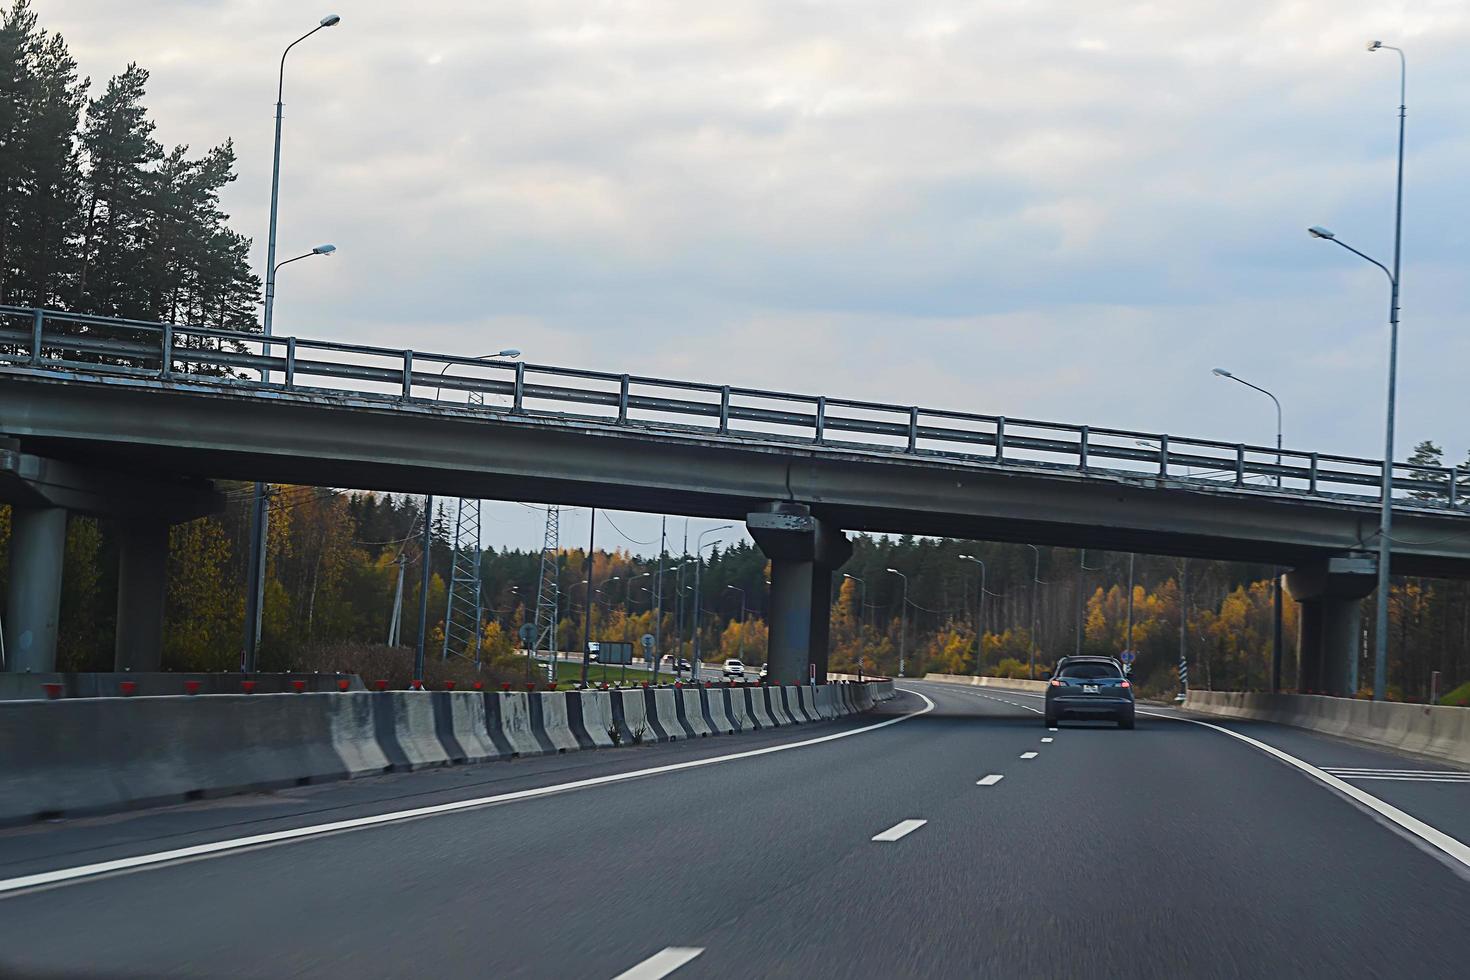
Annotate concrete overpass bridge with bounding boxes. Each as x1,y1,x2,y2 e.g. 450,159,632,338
3,305,1469,692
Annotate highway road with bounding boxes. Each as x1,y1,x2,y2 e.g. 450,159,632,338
1,679,1467,978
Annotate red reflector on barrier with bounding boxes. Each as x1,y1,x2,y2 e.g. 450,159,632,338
526,683,536,692
502,682,512,692
120,681,137,696
42,683,63,700
291,680,307,693
444,681,456,691
337,678,351,692
184,681,201,695
241,680,257,694
374,679,389,692
473,681,484,691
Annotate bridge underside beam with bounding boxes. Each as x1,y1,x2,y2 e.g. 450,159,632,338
5,374,1470,577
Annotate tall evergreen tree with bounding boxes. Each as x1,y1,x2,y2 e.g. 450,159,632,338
0,0,86,307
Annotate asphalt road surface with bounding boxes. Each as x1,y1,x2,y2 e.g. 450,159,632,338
1,679,1467,978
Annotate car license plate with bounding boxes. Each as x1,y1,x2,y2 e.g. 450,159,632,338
1083,684,1100,693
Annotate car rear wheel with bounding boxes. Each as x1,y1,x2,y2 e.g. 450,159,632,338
1044,713,1057,728
1118,713,1135,730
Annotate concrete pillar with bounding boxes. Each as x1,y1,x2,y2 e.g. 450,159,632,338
115,518,169,671
747,502,851,685
1284,554,1375,698
3,506,67,672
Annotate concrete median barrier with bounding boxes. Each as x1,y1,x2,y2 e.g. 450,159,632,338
1186,691,1470,767
643,687,681,741
787,686,815,723
609,689,652,744
704,687,735,734
484,691,543,757
744,686,774,729
766,686,795,726
725,687,753,732
566,691,616,750
676,688,712,737
530,693,581,754
0,682,894,825
813,685,841,720
923,673,1048,693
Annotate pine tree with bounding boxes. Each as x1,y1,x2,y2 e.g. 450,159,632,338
0,0,86,307
1405,440,1447,502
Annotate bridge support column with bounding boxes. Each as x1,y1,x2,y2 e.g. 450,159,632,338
1284,554,1376,697
115,518,169,672
3,506,67,672
747,502,852,685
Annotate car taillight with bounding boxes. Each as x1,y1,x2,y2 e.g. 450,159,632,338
1120,680,1131,689
1049,678,1062,687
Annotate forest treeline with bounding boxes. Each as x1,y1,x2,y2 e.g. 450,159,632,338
4,485,1467,704
2,3,1467,703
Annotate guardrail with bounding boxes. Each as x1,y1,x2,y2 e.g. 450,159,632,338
2,304,1466,513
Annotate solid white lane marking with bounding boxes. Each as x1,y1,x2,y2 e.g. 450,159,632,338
1020,752,1038,759
613,947,705,980
1132,706,1470,875
1041,737,1054,743
1322,768,1469,776
0,691,936,898
872,819,927,842
976,775,1004,786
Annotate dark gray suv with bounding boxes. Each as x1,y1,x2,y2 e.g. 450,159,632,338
1044,656,1135,729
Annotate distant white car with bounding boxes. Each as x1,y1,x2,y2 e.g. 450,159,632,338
723,659,745,677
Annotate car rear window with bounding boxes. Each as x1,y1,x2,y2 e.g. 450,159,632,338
1059,663,1123,680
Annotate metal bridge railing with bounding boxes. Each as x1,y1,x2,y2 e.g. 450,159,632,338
1,304,1465,513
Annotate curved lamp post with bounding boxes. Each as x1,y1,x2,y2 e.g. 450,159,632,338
1213,367,1285,690
1305,42,1404,702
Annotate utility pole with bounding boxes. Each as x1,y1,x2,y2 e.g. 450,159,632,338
581,509,597,689
653,516,666,672
387,553,406,646
414,495,433,684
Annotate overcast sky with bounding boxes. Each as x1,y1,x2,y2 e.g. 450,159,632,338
41,1,1470,556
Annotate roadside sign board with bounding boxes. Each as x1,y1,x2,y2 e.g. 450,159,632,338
593,641,634,665
1120,650,1136,664
640,633,655,651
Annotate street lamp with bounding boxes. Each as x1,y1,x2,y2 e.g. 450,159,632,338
958,555,985,674
1025,544,1047,679
264,15,341,340
1307,44,1405,703
725,585,747,660
886,568,908,677
1212,366,1286,690
242,13,341,674
1074,550,1103,656
691,525,732,679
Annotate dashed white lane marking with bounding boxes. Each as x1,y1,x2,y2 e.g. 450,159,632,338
1041,737,1054,743
0,692,938,898
872,819,928,842
1049,727,1058,732
976,775,1004,786
1020,752,1038,760
613,947,705,980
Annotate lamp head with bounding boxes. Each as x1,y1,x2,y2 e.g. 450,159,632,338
1211,367,1232,378
886,567,900,575
312,243,336,255
1367,40,1381,52
1307,226,1335,240
496,348,521,359
321,14,341,27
